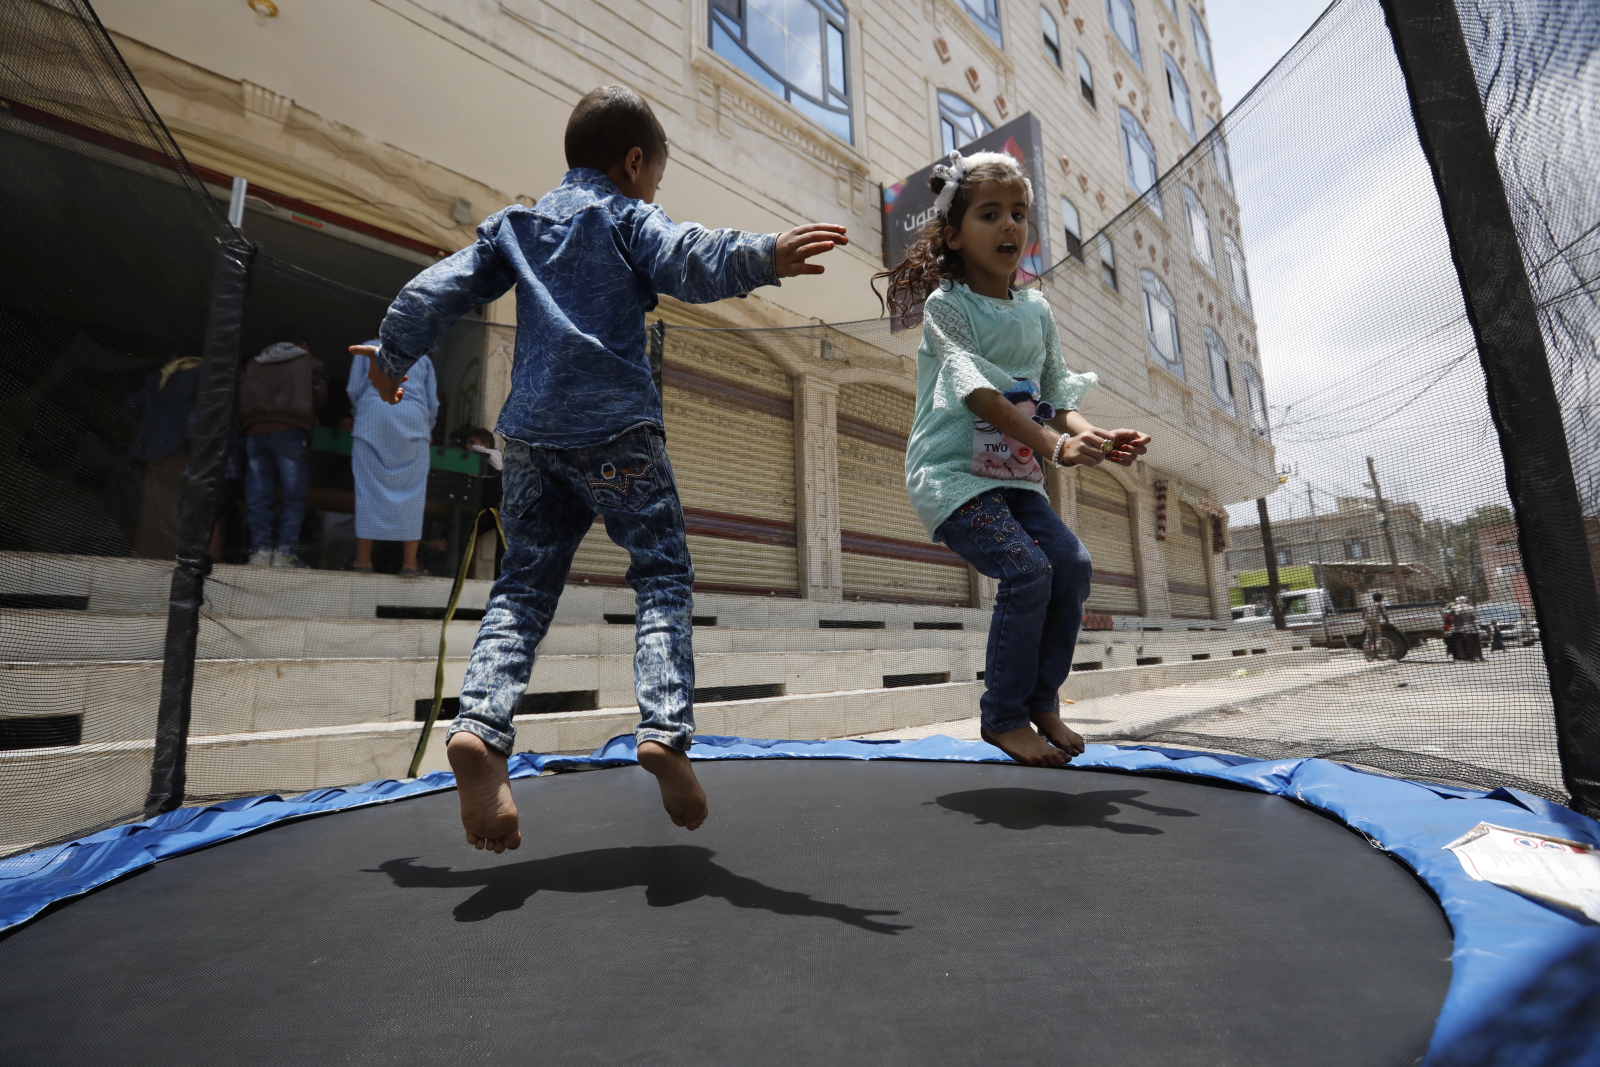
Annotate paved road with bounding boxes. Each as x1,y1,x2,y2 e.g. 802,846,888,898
852,645,1567,800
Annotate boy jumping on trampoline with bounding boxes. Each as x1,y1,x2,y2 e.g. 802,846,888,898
875,151,1149,767
352,86,847,851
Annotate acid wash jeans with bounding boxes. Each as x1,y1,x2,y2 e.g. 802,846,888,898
936,488,1093,735
446,426,695,756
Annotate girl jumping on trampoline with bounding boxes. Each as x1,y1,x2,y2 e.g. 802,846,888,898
352,86,847,851
875,151,1150,767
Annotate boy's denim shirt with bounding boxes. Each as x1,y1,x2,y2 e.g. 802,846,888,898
375,168,780,449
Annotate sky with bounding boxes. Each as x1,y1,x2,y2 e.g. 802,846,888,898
1205,0,1336,110
1191,0,1514,532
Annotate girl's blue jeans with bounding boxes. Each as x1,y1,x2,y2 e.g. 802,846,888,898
446,427,696,757
936,488,1094,734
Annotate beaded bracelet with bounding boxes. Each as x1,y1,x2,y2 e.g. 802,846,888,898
1050,433,1071,468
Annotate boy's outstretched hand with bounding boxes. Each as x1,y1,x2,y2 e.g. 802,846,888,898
775,223,848,277
348,344,406,404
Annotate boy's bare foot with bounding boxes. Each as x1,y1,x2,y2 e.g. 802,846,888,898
981,725,1070,767
637,740,708,830
446,732,521,853
1031,711,1086,758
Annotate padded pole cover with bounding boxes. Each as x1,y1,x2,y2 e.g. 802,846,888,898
1379,0,1600,813
145,237,255,816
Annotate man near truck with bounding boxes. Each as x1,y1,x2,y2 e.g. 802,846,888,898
1363,592,1391,655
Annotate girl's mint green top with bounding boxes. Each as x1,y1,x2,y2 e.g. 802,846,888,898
905,281,1097,541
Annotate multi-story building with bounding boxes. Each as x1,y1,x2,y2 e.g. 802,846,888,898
1227,496,1443,608
1478,523,1531,609
93,0,1275,622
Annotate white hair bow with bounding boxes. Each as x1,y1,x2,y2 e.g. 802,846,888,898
931,151,969,217
930,150,1030,217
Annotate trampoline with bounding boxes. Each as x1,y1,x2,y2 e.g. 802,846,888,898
3,736,1597,1066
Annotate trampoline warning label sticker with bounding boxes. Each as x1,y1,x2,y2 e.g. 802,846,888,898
1445,822,1600,922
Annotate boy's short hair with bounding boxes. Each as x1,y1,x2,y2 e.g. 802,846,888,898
565,85,669,172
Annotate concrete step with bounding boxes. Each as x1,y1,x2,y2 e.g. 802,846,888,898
0,612,988,662
1,552,992,628
0,679,985,854
0,649,1330,855
0,645,989,738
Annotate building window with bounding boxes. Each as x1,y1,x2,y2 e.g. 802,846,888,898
1182,186,1213,271
1203,325,1233,413
1099,235,1119,291
1040,6,1062,67
1344,539,1369,560
710,0,852,142
1205,116,1233,189
1076,51,1096,107
1060,196,1084,261
938,91,993,155
1190,7,1214,78
1224,235,1252,312
1141,269,1183,377
1107,0,1141,68
1118,107,1161,216
1242,362,1269,438
1277,549,1291,566
1164,53,1195,139
961,0,1003,46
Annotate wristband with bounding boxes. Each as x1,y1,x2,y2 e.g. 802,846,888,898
1051,433,1071,468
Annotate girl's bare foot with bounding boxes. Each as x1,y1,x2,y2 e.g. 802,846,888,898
636,740,709,830
1031,711,1086,758
981,725,1070,767
446,732,522,853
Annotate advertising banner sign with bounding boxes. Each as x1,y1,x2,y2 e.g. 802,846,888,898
880,112,1052,281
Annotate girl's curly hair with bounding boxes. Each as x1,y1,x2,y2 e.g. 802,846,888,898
873,152,1034,323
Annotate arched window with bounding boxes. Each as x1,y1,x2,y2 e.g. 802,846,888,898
1060,196,1084,261
1099,234,1118,290
1182,186,1213,271
1164,53,1194,138
938,91,992,155
1224,235,1252,312
1040,6,1062,68
1241,363,1269,438
961,0,1003,45
1118,107,1161,216
1190,7,1214,78
1205,116,1233,189
710,0,852,142
1203,325,1233,413
1076,51,1096,107
1107,0,1141,68
1141,270,1183,377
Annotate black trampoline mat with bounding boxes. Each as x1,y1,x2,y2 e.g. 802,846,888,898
0,761,1451,1066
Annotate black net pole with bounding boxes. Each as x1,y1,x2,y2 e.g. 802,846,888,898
1380,0,1600,814
145,236,256,816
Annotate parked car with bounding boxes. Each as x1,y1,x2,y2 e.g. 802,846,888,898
1472,601,1539,646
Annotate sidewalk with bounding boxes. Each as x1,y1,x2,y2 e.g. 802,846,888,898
848,653,1389,743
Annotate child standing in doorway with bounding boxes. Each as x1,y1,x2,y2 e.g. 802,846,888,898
875,151,1150,767
352,86,847,851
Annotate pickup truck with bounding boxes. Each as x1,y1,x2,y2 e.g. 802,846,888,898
1231,588,1445,659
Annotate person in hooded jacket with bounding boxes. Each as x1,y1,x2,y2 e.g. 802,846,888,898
237,340,327,567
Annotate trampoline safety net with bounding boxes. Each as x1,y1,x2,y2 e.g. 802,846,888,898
1,0,1598,861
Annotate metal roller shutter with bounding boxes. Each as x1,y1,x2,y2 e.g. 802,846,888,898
837,383,969,606
1075,465,1141,614
1167,502,1214,619
568,329,799,596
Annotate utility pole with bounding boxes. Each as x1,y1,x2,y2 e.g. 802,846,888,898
1305,484,1327,590
1256,497,1287,630
1366,456,1405,600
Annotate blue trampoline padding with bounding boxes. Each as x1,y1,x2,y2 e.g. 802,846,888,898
2,736,1596,1066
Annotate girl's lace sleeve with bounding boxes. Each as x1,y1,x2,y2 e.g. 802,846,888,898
924,293,1020,412
1038,302,1097,411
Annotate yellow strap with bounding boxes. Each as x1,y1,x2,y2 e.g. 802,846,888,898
407,508,507,778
